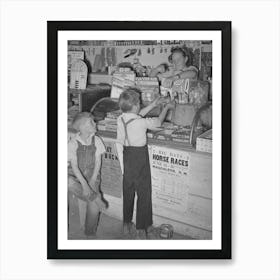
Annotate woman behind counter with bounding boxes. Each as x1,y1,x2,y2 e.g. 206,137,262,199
149,46,198,88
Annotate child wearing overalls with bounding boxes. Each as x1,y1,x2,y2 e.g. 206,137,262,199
68,112,106,237
116,88,175,239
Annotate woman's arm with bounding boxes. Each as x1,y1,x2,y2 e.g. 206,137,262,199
149,64,166,77
178,69,197,79
157,102,176,124
139,96,165,117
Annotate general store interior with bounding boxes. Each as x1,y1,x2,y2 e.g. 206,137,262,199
68,40,212,240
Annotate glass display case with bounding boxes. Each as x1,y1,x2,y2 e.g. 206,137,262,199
90,96,212,150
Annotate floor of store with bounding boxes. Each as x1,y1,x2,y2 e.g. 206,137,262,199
68,212,193,240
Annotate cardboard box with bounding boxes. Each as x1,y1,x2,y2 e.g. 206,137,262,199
196,129,212,153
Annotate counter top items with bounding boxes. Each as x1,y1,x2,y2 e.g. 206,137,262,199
171,127,192,143
97,119,117,132
147,125,191,144
170,79,209,107
196,129,212,153
88,73,112,85
97,109,122,132
135,77,160,106
110,70,136,99
89,95,212,147
90,97,120,121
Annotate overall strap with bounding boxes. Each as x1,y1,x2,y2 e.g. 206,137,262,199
76,135,96,149
91,135,96,146
76,138,83,148
121,117,137,146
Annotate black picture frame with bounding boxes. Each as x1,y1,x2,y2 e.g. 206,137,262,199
47,21,231,259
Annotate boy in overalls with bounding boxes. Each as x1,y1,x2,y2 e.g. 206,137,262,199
116,88,175,239
68,112,106,237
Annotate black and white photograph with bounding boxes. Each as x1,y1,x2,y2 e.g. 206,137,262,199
67,39,213,240
2,0,280,278
48,21,231,259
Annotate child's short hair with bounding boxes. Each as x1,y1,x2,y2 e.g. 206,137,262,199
72,112,94,131
118,87,141,112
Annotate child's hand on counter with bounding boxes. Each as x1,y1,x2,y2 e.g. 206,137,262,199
165,101,176,110
151,96,165,106
151,96,161,107
152,96,171,106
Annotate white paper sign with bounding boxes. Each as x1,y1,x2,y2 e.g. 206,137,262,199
148,145,190,213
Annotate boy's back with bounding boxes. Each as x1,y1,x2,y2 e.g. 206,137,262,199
116,87,174,239
117,112,161,147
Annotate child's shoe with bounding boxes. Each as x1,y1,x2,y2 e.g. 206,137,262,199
123,222,136,237
84,228,97,238
135,229,146,240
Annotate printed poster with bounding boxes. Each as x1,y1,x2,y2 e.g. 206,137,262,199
148,145,190,212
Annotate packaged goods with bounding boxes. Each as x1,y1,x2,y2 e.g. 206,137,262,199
135,77,160,105
196,129,212,153
110,71,136,99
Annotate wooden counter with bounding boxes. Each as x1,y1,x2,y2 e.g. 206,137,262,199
98,130,212,239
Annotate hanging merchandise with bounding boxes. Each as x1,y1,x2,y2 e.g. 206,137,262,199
147,47,151,54
106,47,112,66
138,48,141,56
123,49,137,58
111,47,116,66
101,48,106,71
92,54,102,72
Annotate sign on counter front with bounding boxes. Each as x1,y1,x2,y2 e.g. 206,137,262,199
148,145,190,213
101,139,122,198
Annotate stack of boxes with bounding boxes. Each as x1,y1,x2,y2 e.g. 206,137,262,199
97,110,122,132
196,129,212,153
147,122,192,144
110,69,136,99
